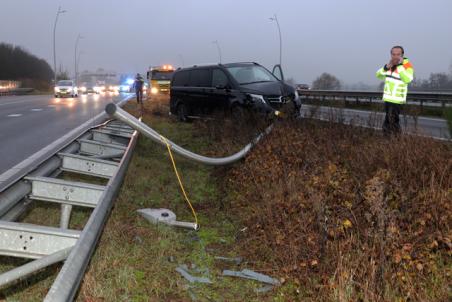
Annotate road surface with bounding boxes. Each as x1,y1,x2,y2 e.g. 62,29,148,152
0,93,134,173
300,104,451,140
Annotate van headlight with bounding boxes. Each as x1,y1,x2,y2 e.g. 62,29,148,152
54,87,60,92
249,94,266,104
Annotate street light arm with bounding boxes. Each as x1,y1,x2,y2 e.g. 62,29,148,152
212,40,222,63
53,6,67,85
269,14,282,67
74,35,84,84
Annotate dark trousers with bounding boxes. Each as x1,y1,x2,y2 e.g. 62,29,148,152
136,89,143,104
382,102,401,136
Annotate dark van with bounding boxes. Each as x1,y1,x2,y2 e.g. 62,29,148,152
169,62,300,121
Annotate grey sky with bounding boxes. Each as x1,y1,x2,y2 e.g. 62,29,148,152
1,0,451,85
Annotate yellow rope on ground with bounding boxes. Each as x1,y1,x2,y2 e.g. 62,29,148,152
160,135,199,230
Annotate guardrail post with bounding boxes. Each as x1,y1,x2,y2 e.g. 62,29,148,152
60,205,72,229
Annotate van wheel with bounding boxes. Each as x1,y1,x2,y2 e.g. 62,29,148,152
177,102,189,122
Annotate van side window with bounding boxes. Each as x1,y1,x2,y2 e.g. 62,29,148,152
212,69,229,88
173,71,190,86
189,69,211,87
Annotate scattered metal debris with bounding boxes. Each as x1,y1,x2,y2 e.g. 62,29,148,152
176,265,212,284
214,256,243,265
133,235,143,245
138,208,197,230
255,284,274,293
222,269,280,285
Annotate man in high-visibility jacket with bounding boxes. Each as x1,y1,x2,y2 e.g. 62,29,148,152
376,46,414,135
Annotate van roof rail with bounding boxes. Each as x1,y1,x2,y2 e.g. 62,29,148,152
177,62,260,70
191,62,221,68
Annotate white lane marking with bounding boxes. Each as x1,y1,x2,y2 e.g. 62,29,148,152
7,114,22,117
31,108,43,112
48,105,57,108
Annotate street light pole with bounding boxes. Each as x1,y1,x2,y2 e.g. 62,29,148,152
178,54,185,67
212,40,222,63
53,6,67,86
269,14,282,67
74,34,84,85
76,51,84,81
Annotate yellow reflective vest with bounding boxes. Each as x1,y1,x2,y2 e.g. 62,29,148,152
376,58,414,104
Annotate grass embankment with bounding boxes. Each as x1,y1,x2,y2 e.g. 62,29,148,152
226,118,451,301
0,95,450,301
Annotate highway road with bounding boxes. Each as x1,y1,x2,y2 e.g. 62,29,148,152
300,104,451,140
0,93,134,174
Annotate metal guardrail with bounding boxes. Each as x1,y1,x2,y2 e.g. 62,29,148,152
45,122,138,301
298,90,452,108
0,96,132,192
0,95,136,300
0,88,34,96
0,80,20,92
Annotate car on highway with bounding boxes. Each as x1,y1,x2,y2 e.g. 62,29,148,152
169,62,301,121
54,80,78,98
79,83,99,94
118,84,131,92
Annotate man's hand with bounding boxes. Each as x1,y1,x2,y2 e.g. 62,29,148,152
386,61,393,69
391,57,402,66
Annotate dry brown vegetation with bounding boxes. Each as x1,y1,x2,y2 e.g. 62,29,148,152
210,118,452,301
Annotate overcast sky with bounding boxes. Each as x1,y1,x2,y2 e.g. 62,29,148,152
1,0,451,85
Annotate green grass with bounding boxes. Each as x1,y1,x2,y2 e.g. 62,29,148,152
444,107,452,136
73,104,286,301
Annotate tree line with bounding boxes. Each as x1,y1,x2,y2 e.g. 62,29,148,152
0,42,54,89
410,71,452,91
311,66,452,92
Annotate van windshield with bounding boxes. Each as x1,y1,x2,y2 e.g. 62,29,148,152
226,65,278,85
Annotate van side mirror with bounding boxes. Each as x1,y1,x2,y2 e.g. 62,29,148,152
272,64,284,82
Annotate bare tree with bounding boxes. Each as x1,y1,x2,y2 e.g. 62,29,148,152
429,73,449,89
312,73,341,90
0,43,53,82
56,71,70,81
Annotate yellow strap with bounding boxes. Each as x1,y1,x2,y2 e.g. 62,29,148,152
160,135,199,230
